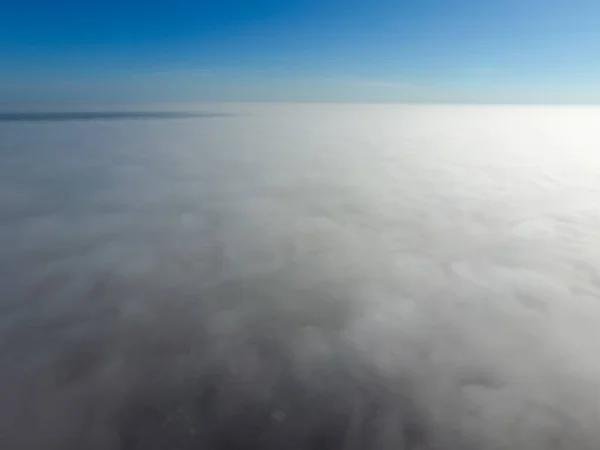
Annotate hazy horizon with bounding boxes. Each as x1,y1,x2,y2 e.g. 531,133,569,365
4,100,600,110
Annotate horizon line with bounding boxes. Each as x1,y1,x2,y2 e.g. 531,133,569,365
3,100,600,108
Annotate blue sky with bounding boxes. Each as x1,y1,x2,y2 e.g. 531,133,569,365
2,0,600,103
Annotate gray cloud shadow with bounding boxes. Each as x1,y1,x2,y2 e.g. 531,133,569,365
0,111,233,122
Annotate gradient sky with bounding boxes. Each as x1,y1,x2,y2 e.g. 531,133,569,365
2,0,600,103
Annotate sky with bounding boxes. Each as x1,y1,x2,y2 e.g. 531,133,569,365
2,0,600,104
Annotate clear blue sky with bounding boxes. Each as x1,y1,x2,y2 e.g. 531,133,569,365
2,0,600,103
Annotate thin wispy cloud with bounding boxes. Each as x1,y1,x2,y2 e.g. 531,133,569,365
344,77,409,88
357,80,402,88
315,76,413,89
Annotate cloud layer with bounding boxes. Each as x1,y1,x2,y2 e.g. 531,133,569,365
1,104,600,449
